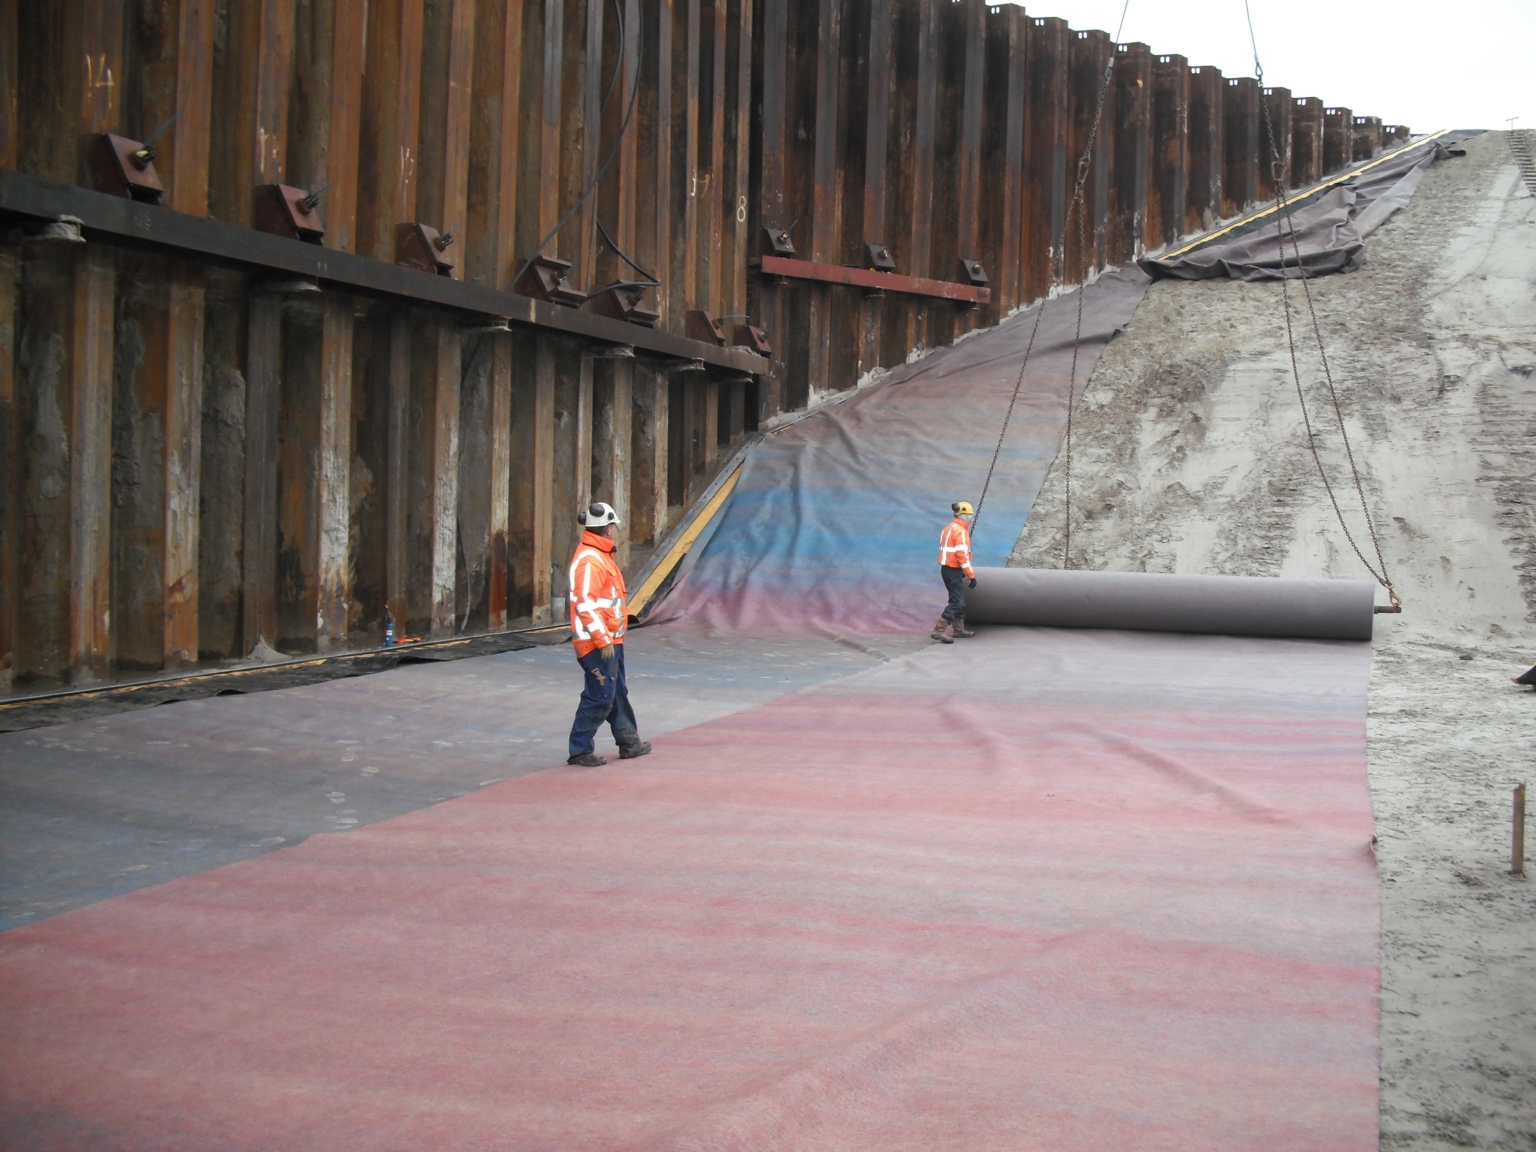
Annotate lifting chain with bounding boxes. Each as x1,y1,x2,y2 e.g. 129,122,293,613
1247,0,1400,610
974,1,1127,570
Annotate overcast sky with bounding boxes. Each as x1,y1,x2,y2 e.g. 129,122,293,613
1004,1,1533,134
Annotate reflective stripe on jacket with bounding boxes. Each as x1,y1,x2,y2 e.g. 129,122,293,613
938,517,975,579
568,530,628,657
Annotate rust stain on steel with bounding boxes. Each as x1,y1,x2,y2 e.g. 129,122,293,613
322,0,368,251
982,4,1027,319
466,0,524,287
1186,65,1223,233
726,0,752,326
1066,27,1113,284
383,308,411,632
1259,85,1292,199
487,336,514,629
1151,53,1188,250
574,0,603,290
426,320,462,636
416,0,475,279
69,246,115,683
648,0,676,328
889,0,941,361
0,0,15,171
1324,106,1353,174
162,260,205,667
682,0,701,324
530,337,556,621
211,0,294,224
951,0,985,338
358,0,425,258
316,293,352,651
700,0,728,317
1026,16,1069,301
1111,42,1150,262
805,0,842,397
858,0,892,372
752,0,787,410
241,293,281,656
1291,97,1324,188
1223,76,1260,217
0,247,15,685
137,0,215,216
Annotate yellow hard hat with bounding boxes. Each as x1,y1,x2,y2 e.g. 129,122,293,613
952,501,975,516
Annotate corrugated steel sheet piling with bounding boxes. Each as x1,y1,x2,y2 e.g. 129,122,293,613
0,0,1406,691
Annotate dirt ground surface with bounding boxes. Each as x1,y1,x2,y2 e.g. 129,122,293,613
1012,131,1536,1149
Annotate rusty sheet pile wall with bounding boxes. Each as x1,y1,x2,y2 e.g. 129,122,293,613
0,0,1402,689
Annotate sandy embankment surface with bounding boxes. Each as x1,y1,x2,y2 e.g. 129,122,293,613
1012,131,1535,1149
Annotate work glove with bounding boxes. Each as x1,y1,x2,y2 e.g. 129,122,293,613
968,577,977,590
599,643,616,664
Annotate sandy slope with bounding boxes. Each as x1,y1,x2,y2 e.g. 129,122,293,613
1011,131,1536,1149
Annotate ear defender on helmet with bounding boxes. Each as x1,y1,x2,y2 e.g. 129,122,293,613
579,501,622,528
952,501,975,516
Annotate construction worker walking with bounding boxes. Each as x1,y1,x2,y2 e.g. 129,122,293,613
932,501,978,644
566,502,652,767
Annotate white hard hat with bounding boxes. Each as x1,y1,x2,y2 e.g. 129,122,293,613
579,501,621,528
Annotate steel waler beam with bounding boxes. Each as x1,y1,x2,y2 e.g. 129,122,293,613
754,256,989,303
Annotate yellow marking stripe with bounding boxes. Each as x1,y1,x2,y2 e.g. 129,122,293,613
627,464,744,617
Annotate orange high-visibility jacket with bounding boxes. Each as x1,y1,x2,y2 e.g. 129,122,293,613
938,517,975,579
568,530,628,657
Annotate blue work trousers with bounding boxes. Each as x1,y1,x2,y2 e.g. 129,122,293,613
569,644,640,757
940,564,968,622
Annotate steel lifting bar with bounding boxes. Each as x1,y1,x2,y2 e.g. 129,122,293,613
0,168,771,377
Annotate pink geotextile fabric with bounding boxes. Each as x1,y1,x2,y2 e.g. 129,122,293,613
0,629,1377,1150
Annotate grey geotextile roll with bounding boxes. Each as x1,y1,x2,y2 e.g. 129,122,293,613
966,568,1376,641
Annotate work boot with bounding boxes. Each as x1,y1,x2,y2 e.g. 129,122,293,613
567,752,607,767
930,618,954,644
618,739,652,760
952,616,975,639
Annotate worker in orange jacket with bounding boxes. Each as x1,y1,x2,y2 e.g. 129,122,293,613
566,502,651,767
932,500,977,644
